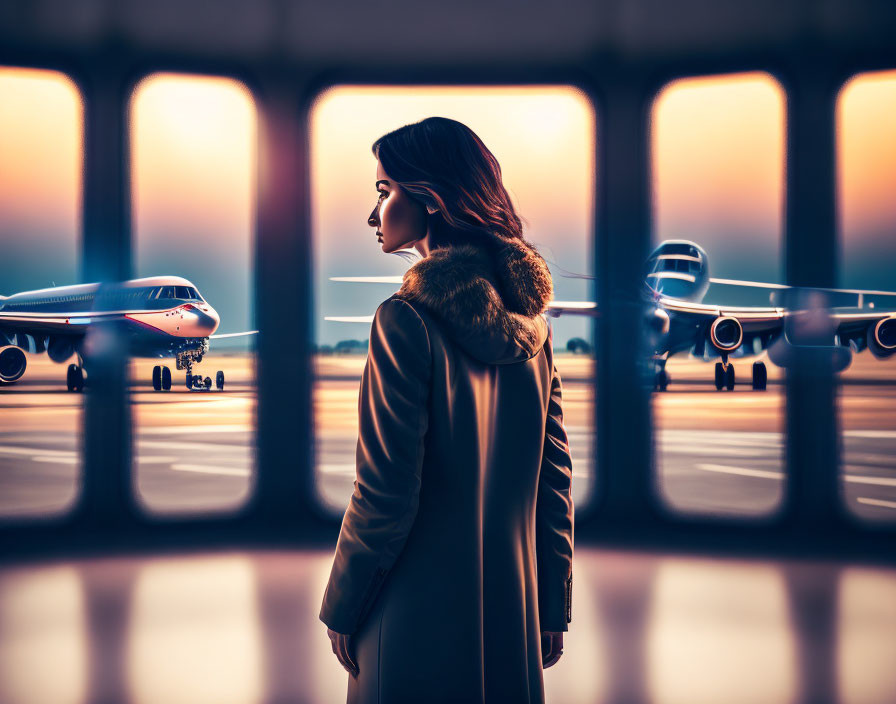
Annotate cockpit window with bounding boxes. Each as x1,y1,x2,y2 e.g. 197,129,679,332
174,285,190,299
159,286,175,298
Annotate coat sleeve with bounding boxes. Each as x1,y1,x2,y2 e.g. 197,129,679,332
535,358,575,632
319,297,432,635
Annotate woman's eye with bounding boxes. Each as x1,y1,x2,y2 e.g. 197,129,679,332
377,191,387,201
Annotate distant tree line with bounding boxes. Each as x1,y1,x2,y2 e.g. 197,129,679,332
314,339,369,355
313,337,592,355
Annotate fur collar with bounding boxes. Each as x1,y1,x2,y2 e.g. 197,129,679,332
394,238,553,364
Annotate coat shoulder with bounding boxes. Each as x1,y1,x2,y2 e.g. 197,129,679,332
372,295,433,359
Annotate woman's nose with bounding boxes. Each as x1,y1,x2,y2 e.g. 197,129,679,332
368,206,379,228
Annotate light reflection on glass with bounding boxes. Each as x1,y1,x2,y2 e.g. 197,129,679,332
0,566,87,704
127,556,263,704
837,568,896,704
646,561,797,704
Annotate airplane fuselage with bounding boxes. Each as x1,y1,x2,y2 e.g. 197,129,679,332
0,276,220,365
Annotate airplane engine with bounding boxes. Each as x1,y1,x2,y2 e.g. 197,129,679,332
0,345,27,384
47,336,75,364
709,316,743,353
868,315,896,359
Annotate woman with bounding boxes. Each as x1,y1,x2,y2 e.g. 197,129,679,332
320,116,574,704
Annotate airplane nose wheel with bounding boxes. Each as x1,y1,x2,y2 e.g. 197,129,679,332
216,370,224,390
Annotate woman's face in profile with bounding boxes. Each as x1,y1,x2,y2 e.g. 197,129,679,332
369,160,427,253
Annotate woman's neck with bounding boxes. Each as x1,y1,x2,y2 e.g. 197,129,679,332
413,229,434,259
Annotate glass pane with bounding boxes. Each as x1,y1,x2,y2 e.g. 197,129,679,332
651,72,786,518
130,73,257,515
0,67,83,518
310,86,596,515
837,70,896,524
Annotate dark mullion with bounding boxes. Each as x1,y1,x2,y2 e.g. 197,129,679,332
582,69,658,538
252,76,334,538
77,55,137,530
782,63,843,533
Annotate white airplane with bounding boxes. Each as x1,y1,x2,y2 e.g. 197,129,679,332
0,276,257,392
326,240,896,391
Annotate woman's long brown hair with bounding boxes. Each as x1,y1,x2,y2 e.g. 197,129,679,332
372,117,525,252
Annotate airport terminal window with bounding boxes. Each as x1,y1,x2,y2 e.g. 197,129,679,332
309,86,596,516
0,66,83,519
836,69,896,524
130,73,258,516
650,72,786,518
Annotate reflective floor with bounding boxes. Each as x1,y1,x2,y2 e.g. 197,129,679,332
0,548,894,704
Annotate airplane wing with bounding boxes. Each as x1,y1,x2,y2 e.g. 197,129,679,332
210,330,258,339
709,277,896,307
325,301,598,325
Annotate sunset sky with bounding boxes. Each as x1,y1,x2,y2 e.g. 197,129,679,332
1,68,894,347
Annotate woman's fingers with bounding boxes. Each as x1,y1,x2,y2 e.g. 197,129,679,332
338,634,359,677
327,628,357,675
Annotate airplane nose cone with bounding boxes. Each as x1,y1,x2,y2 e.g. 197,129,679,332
204,306,220,336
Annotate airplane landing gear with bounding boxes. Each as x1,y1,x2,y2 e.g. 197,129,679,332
152,365,172,391
66,353,86,392
715,356,735,391
653,358,670,392
179,350,224,391
752,361,767,391
66,363,84,392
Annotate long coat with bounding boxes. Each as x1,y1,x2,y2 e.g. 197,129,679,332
320,238,575,704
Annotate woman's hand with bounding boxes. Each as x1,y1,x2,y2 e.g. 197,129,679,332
327,627,359,677
541,631,564,668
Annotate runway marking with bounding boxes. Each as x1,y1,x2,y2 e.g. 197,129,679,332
31,455,78,465
170,464,251,477
857,497,896,510
139,425,250,436
696,463,783,480
844,474,896,487
137,439,249,453
844,430,896,439
0,446,74,458
697,463,896,487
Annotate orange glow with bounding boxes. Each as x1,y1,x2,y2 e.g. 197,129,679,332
0,67,81,251
310,86,596,257
838,70,896,242
652,72,785,268
131,73,256,253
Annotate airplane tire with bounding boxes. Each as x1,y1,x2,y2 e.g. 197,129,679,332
752,361,767,391
152,365,162,391
714,362,724,391
185,372,193,389
204,376,212,390
216,370,224,390
161,366,172,391
656,370,669,392
66,363,83,392
725,364,735,391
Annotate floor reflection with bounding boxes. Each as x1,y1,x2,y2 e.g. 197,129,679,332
1,549,894,704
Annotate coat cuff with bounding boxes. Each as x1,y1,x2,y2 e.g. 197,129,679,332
319,565,389,635
539,574,572,632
